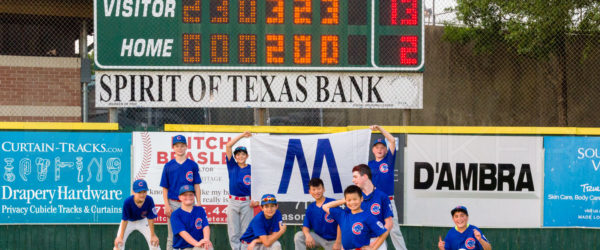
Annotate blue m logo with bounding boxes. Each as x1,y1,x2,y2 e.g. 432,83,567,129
278,139,343,194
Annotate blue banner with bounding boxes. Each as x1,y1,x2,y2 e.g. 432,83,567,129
544,136,600,227
0,132,131,224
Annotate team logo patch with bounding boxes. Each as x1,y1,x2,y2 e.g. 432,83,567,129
138,181,144,187
376,221,384,229
195,218,203,229
465,237,476,249
186,171,193,182
351,222,363,235
379,163,389,173
371,203,381,215
324,213,334,223
243,175,251,185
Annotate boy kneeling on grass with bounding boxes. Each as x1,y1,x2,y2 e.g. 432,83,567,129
170,185,213,250
240,194,287,250
323,185,388,250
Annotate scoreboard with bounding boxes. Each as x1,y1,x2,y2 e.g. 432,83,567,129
94,0,424,71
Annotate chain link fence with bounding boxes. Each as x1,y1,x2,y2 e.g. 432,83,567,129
3,0,600,129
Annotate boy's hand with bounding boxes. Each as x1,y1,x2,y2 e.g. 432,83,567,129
247,240,256,250
370,125,381,131
332,241,342,250
438,235,445,250
305,234,316,248
164,205,173,217
242,131,252,137
114,236,123,249
150,234,159,247
197,239,212,248
249,200,259,208
473,229,482,241
279,222,287,233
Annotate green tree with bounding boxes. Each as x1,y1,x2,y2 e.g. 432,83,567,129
444,0,600,126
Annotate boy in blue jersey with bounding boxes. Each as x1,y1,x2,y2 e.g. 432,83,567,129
352,164,393,250
323,185,388,250
368,125,407,250
161,135,203,250
226,131,260,250
293,178,341,250
114,179,160,250
171,185,213,250
438,206,491,250
240,194,287,250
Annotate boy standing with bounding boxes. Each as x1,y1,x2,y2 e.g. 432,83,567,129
322,185,388,250
438,206,492,250
114,179,160,250
161,135,202,250
170,185,213,250
352,164,393,250
368,125,407,250
240,194,287,250
293,178,341,250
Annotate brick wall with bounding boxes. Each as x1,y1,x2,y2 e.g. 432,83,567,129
0,55,81,122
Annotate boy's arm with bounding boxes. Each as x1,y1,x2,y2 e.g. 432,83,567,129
198,226,213,248
226,131,251,160
384,217,393,231
178,231,201,247
256,223,287,247
162,187,172,217
474,229,492,250
370,125,396,153
370,230,389,249
332,225,342,250
194,183,201,205
322,199,346,214
147,219,159,246
114,220,128,247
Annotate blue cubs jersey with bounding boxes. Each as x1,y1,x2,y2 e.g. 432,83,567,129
368,148,396,196
361,189,393,237
226,156,251,197
171,206,210,249
240,210,282,243
329,207,386,249
444,224,489,250
303,197,338,241
160,158,202,200
121,195,157,221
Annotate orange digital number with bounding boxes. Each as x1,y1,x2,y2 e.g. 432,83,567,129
183,34,201,63
239,0,256,24
265,34,284,64
294,0,312,24
183,0,201,23
239,34,257,64
210,34,229,63
321,0,339,25
294,35,311,64
210,0,229,23
321,35,338,64
266,0,284,24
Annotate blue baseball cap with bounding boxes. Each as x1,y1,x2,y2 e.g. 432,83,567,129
372,138,387,147
234,146,248,155
451,205,468,216
172,135,187,145
178,185,195,195
133,179,148,193
260,194,277,205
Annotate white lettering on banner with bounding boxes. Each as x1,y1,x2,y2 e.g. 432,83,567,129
581,183,600,193
577,148,600,171
405,134,543,228
1,142,55,152
103,0,176,17
2,186,56,204
96,71,423,109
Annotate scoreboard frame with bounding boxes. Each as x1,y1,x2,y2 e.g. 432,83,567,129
94,0,425,71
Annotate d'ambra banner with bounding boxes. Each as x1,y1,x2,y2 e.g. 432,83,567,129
0,132,131,224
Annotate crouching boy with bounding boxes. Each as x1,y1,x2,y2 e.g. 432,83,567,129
240,194,287,250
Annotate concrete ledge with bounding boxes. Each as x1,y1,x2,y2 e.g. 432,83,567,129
0,55,80,68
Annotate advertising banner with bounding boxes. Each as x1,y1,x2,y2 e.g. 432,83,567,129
250,129,370,202
132,132,238,224
405,135,543,227
0,132,131,224
544,136,600,227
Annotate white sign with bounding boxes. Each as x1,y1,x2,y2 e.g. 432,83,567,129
250,130,371,202
95,71,422,109
404,135,543,228
132,132,247,224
